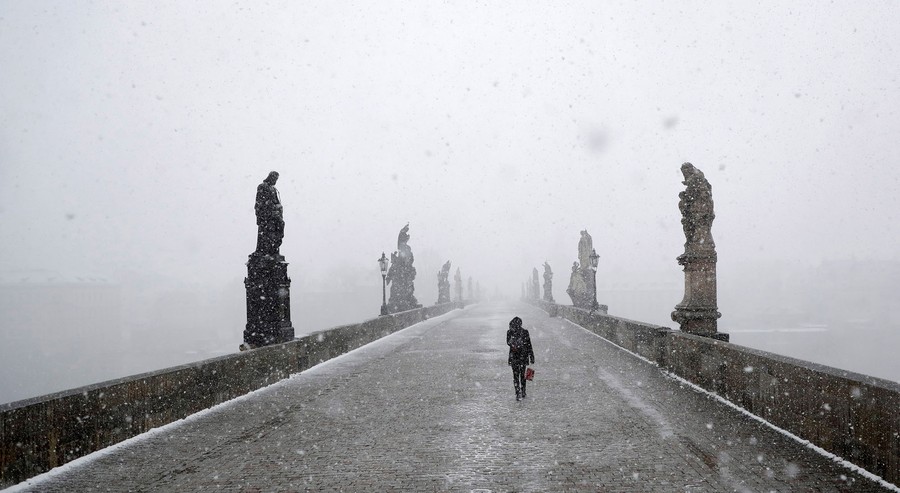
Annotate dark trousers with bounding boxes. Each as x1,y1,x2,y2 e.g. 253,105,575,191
512,363,527,397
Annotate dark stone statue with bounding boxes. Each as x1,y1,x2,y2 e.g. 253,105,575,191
671,163,725,341
467,277,473,302
437,260,452,304
255,171,284,256
531,268,541,300
243,171,294,349
542,262,554,302
385,223,421,313
454,268,463,302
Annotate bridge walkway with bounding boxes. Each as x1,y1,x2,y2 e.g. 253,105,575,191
12,302,891,492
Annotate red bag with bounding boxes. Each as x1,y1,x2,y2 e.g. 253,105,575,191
525,367,534,381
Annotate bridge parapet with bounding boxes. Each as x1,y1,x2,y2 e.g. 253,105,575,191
530,299,900,486
0,301,468,488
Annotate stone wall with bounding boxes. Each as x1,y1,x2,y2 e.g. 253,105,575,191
530,299,900,486
0,302,466,487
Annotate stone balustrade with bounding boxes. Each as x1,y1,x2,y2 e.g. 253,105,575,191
529,299,899,485
0,302,467,487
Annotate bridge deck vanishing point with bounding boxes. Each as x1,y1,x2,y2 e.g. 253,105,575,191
9,303,893,492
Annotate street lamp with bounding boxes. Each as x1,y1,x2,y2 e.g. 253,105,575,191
378,252,390,315
589,248,600,311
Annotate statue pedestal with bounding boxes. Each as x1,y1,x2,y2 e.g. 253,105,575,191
244,252,294,348
388,299,422,314
671,306,726,341
672,253,726,341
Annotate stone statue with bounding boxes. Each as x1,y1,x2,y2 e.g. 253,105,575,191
244,171,294,349
578,230,593,270
677,163,716,255
454,268,463,301
255,171,284,256
385,223,421,313
437,260,452,304
671,163,725,340
397,223,412,258
531,268,541,300
467,277,473,302
542,262,554,302
566,261,583,306
567,231,605,312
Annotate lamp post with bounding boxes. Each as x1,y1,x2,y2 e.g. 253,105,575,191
589,248,600,311
378,252,390,315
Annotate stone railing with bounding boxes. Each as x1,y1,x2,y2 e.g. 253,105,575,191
528,299,899,486
0,302,467,487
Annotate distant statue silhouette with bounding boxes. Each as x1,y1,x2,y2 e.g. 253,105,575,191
578,230,593,270
385,223,420,312
567,261,587,307
255,171,284,256
397,223,412,258
437,260,452,304
542,262,554,302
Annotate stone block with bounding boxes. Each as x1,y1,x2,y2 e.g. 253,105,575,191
699,352,727,395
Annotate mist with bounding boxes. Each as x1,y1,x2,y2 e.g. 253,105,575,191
2,1,899,404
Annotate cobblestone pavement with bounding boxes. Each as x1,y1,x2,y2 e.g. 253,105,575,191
13,303,894,492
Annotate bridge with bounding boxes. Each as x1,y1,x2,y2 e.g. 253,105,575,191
2,302,898,492
2,166,899,491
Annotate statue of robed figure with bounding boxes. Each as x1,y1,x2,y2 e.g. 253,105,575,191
671,163,725,340
542,262,554,302
243,171,294,349
255,171,284,256
385,223,421,313
567,231,595,309
437,260,452,304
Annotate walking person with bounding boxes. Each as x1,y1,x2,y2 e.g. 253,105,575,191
506,316,535,401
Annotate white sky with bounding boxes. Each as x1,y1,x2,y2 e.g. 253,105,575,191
1,1,899,309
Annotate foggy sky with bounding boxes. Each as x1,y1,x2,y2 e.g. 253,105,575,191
2,2,899,400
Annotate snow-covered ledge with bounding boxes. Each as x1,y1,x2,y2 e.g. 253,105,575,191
0,301,467,487
527,299,900,487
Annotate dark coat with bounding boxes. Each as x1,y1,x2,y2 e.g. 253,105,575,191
507,327,535,366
